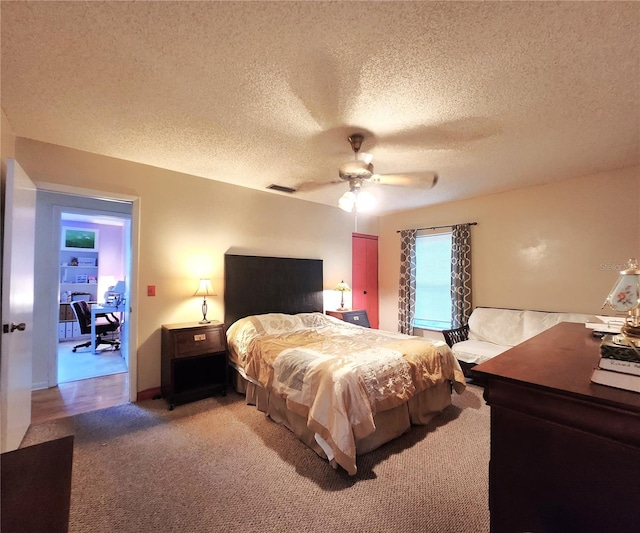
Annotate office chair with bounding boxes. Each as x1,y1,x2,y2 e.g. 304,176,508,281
70,300,120,352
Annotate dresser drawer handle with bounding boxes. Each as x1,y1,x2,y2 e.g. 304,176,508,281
194,334,206,341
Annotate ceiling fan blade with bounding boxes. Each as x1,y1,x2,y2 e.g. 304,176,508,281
295,178,343,192
286,51,361,130
372,172,438,188
378,118,500,150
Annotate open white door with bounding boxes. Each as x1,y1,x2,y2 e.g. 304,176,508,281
1,158,36,452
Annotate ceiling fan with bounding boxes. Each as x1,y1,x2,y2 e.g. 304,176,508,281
334,133,438,212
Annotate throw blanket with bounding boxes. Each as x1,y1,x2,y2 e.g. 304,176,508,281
227,313,466,475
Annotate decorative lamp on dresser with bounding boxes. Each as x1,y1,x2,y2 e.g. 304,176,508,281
161,322,227,411
473,322,640,533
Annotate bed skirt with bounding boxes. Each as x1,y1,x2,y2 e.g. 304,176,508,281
229,364,453,461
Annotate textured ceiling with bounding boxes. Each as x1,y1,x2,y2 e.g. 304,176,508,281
2,1,639,215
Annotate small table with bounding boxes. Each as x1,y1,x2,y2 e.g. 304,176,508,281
91,303,123,353
326,310,370,327
161,322,228,410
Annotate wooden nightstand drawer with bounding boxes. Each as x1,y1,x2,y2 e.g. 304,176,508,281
341,310,370,327
326,310,370,328
171,326,225,358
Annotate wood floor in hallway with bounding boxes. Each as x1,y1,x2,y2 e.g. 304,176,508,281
31,372,129,425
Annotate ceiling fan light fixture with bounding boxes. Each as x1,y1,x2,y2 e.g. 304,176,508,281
355,190,375,212
338,191,356,212
332,132,438,214
338,189,375,213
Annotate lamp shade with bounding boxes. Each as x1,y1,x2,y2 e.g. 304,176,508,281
338,191,356,212
603,259,640,313
194,278,216,297
338,190,375,213
355,190,374,212
603,259,640,341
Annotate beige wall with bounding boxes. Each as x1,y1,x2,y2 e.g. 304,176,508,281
378,167,640,332
14,138,378,394
8,132,640,391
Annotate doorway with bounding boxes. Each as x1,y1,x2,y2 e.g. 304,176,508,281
57,211,131,384
32,189,137,419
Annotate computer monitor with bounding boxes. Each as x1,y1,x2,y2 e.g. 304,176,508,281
105,280,126,305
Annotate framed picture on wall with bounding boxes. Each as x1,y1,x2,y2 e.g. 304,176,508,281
61,227,99,252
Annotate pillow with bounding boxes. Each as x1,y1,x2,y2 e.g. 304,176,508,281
468,308,525,347
226,316,259,363
226,312,332,360
452,339,511,364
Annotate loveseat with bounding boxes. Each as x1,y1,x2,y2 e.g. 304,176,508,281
442,307,593,375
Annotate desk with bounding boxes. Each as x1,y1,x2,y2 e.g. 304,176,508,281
473,323,640,533
91,303,123,354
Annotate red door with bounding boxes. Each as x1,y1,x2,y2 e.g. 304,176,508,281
352,233,378,329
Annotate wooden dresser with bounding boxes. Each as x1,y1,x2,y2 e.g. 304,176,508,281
473,322,640,533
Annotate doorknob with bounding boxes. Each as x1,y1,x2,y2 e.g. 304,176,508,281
10,323,26,332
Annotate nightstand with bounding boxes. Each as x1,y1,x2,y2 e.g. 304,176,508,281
161,322,227,410
326,310,370,328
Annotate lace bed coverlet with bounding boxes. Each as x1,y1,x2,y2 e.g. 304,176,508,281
226,313,466,475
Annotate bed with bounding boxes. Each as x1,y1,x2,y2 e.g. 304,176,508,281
224,253,466,475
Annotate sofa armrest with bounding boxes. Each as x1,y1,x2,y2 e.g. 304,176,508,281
442,325,469,348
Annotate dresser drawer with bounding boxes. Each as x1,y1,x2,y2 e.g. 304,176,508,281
171,326,225,358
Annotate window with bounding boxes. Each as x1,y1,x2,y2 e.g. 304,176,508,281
413,232,452,330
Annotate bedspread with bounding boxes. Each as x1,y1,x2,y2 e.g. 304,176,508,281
227,313,466,475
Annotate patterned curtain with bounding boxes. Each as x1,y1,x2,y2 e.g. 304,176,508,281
451,224,473,328
398,229,417,335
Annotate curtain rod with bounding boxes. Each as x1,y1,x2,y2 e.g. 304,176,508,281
396,222,477,233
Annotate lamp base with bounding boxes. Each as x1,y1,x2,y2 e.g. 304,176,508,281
199,299,210,324
336,307,348,312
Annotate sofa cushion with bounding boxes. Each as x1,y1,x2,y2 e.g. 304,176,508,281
467,307,592,348
452,340,511,365
468,307,526,347
453,307,593,367
522,310,592,340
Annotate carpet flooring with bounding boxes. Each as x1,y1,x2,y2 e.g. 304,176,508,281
58,341,127,383
22,383,490,533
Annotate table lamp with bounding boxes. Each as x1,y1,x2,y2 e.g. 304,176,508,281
335,280,351,311
602,258,640,344
194,278,216,324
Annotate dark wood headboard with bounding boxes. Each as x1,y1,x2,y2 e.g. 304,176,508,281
224,254,324,328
